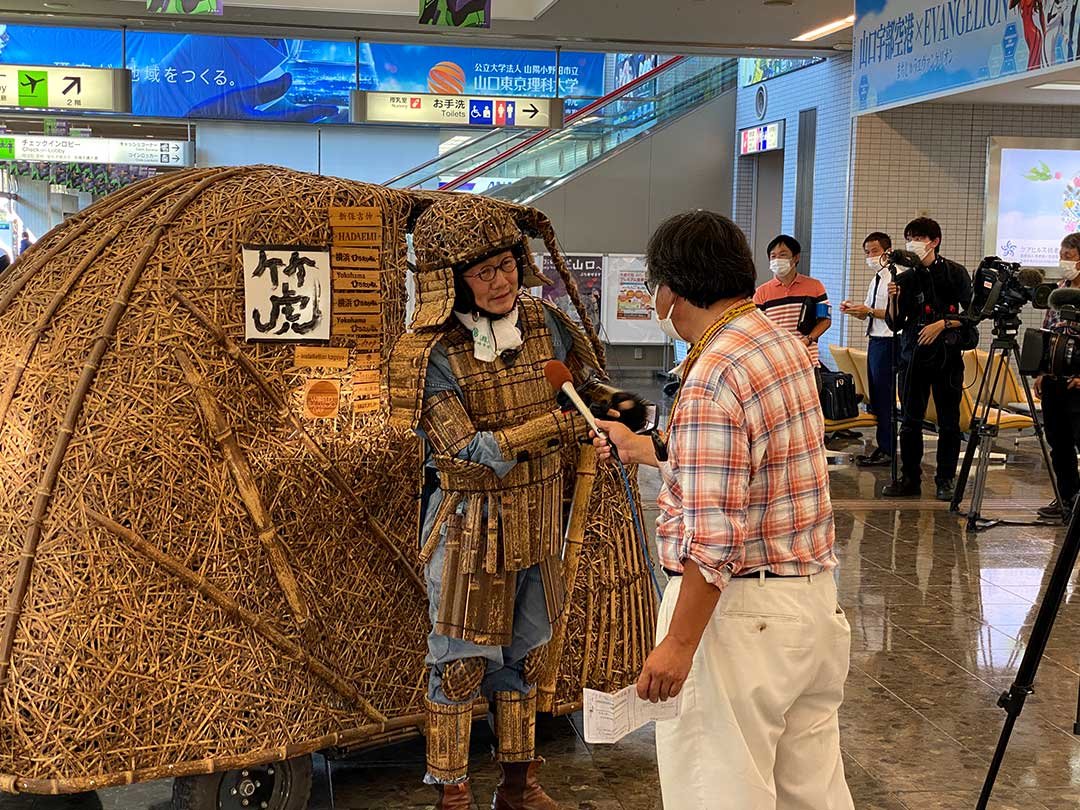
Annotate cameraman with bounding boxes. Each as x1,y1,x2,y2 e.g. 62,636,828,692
1034,233,1080,521
883,217,972,501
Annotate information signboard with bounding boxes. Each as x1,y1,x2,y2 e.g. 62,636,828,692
351,91,563,129
738,121,784,156
0,64,130,113
0,134,192,167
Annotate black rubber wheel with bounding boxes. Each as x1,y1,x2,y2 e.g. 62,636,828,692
171,755,312,810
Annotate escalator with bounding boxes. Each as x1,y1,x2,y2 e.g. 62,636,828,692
385,55,738,205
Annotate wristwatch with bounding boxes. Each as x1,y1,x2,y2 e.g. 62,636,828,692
650,429,669,463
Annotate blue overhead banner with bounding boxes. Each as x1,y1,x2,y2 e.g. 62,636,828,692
0,24,123,68
127,33,356,122
854,0,1080,113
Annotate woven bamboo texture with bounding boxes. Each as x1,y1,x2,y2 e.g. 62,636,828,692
0,166,655,795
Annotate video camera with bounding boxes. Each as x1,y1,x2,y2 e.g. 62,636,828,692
970,257,1056,322
1019,287,1080,378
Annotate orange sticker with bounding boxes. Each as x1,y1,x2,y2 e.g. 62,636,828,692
303,379,340,419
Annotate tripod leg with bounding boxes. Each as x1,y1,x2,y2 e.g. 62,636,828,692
1011,346,1064,517
979,505,1080,808
954,345,993,509
967,349,1010,529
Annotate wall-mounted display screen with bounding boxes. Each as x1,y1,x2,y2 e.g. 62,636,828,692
0,24,123,68
986,137,1080,268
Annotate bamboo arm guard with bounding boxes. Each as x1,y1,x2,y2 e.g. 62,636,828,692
495,408,586,462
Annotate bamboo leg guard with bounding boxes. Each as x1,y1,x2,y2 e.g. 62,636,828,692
494,689,537,763
425,697,473,783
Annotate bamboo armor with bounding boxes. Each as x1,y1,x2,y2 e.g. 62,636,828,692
494,689,538,763
424,697,473,782
420,296,577,647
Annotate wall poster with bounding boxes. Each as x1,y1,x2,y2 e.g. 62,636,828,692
601,254,666,345
243,245,331,341
539,253,603,328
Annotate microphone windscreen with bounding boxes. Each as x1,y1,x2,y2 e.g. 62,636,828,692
888,249,923,268
544,360,574,391
1018,267,1046,287
1049,286,1080,310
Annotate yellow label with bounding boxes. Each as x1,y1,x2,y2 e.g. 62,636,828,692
332,291,382,314
334,226,383,246
331,247,381,269
352,370,381,386
328,206,383,227
332,269,381,292
294,346,349,369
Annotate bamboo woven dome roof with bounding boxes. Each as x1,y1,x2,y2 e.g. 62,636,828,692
0,166,654,794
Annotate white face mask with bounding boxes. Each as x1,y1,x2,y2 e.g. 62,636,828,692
866,256,883,270
651,287,684,342
1060,260,1079,281
906,240,930,259
770,258,793,278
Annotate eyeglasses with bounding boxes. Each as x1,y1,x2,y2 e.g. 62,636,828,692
465,256,519,284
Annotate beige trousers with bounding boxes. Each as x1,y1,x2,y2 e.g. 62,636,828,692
655,571,854,810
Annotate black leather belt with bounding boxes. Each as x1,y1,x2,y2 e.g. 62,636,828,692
662,568,799,579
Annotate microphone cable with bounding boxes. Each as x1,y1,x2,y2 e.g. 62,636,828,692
610,448,664,600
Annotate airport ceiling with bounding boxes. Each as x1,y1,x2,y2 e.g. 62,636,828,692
3,0,856,55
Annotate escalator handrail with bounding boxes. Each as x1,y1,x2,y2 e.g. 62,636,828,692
383,127,513,186
441,54,687,193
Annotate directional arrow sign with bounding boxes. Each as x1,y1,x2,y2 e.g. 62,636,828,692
0,65,129,112
351,91,563,130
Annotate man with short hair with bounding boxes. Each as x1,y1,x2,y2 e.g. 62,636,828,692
1034,232,1080,521
883,217,972,501
842,232,897,466
753,234,832,367
594,211,854,810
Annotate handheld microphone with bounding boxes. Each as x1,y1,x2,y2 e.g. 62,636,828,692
544,360,604,438
887,249,924,269
1049,286,1080,310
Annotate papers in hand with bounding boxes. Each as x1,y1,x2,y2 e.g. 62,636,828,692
583,685,682,744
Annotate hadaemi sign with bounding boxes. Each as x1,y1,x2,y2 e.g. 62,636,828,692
419,0,491,28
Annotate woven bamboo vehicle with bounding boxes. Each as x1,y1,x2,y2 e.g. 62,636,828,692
0,166,657,803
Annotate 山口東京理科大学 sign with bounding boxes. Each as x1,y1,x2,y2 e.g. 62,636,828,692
351,91,564,130
0,134,192,167
853,0,1079,114
0,65,131,113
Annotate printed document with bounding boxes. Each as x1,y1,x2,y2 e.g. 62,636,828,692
583,685,683,744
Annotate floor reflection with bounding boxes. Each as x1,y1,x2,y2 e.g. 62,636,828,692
4,404,1080,807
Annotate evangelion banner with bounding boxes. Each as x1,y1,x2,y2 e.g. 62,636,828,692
854,0,1080,113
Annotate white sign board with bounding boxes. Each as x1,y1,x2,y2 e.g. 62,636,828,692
0,134,192,167
243,246,331,342
739,120,784,156
0,65,131,113
352,91,564,130
602,254,666,345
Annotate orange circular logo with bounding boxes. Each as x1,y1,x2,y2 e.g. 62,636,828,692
305,380,339,418
428,61,466,95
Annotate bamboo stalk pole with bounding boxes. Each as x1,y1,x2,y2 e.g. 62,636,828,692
85,509,383,722
0,167,249,697
172,290,427,596
0,168,223,429
537,445,597,713
174,347,310,623
0,171,198,317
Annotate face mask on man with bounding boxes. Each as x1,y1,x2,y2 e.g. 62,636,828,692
866,256,884,271
905,240,930,259
651,286,685,342
770,258,793,278
1060,260,1079,281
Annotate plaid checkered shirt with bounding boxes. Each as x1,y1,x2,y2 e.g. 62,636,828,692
657,307,839,590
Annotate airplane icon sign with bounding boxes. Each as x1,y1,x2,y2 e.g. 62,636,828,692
20,75,44,93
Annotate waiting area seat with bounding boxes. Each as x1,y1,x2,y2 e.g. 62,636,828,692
959,350,1034,434
824,345,876,437
972,348,1041,415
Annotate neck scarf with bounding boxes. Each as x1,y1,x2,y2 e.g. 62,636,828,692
455,307,523,363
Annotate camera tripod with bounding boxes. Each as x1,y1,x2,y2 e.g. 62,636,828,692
950,316,1062,531
978,501,1080,808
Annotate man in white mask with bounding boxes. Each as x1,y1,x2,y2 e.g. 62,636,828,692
1033,232,1080,521
753,235,832,371
841,232,897,466
882,217,972,501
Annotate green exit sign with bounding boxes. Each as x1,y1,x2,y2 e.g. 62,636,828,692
0,137,15,160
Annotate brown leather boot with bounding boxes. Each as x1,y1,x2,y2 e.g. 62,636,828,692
435,778,475,809
491,759,558,810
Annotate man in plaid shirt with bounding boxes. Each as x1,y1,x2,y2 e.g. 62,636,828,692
595,211,853,810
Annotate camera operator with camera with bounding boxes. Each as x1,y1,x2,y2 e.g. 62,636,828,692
1033,234,1080,522
883,217,973,501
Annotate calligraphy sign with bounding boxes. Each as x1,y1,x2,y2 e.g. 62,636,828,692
243,245,331,342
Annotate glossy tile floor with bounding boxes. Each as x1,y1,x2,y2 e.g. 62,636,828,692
5,423,1080,808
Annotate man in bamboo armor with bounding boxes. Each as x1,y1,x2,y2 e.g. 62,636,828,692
388,197,604,809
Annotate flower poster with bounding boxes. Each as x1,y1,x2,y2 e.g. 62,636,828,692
601,254,666,345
